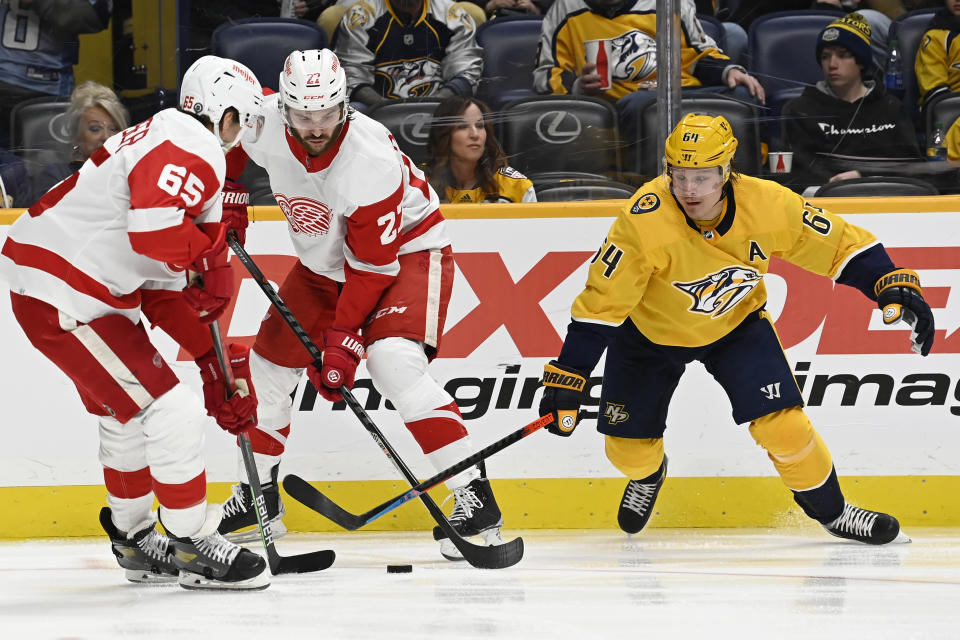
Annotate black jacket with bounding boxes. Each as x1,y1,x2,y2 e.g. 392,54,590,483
781,81,921,184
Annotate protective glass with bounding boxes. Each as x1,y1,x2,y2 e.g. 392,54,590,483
283,104,345,131
664,163,724,198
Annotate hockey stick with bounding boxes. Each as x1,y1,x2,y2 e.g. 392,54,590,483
283,413,553,530
208,322,336,574
228,234,524,569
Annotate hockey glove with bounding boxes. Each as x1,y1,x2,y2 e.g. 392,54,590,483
307,327,364,403
874,268,935,356
539,360,589,437
220,179,250,246
196,343,258,435
183,224,234,323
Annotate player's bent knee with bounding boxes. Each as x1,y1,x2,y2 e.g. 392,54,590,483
367,338,452,417
605,435,664,479
139,384,206,485
749,407,833,491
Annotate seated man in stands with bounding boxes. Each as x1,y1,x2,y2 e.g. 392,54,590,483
533,0,764,171
915,0,960,115
335,0,483,109
781,12,920,188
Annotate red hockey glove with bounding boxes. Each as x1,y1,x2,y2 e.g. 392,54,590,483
874,268,935,356
196,343,258,435
183,224,234,323
539,360,589,437
220,179,250,246
306,327,364,403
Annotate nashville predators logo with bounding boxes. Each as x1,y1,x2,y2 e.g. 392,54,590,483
604,403,630,425
609,30,658,82
377,58,442,99
674,266,762,317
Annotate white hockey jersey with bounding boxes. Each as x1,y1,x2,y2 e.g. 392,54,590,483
239,96,448,331
0,109,226,324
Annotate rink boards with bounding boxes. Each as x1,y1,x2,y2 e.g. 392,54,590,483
1,196,959,536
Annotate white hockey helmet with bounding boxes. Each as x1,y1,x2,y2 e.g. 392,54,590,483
278,49,347,128
179,55,265,151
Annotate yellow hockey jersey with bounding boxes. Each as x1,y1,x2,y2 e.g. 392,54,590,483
534,0,729,101
914,9,960,104
571,174,879,348
444,166,537,203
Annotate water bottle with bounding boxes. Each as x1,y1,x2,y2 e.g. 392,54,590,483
927,121,947,161
885,39,903,92
280,0,296,18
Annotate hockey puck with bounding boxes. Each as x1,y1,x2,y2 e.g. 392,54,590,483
386,564,413,573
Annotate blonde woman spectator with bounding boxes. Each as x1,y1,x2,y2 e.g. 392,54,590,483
32,81,129,198
425,96,536,203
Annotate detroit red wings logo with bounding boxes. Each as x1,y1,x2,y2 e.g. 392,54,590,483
275,194,332,236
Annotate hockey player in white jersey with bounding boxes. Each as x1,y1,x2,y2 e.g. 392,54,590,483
219,48,506,560
0,56,271,590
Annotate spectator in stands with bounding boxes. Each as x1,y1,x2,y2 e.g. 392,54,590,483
0,148,33,208
336,0,483,108
812,1,891,72
781,12,920,186
0,0,112,148
425,96,536,202
533,0,764,171
945,116,960,159
915,0,960,114
32,81,129,199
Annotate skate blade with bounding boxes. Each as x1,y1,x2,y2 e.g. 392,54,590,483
177,570,271,591
223,520,287,544
891,530,912,544
439,527,505,561
124,569,178,584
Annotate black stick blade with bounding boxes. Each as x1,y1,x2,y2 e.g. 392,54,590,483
283,475,365,531
272,549,336,575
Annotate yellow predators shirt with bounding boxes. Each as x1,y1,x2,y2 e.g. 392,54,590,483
571,174,879,347
444,166,537,203
914,10,960,104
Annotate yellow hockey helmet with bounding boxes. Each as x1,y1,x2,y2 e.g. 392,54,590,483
662,113,738,183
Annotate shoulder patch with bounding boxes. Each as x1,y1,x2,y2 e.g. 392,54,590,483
630,192,660,214
500,166,528,180
345,1,375,29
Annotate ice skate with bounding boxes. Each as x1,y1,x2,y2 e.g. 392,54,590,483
433,476,505,561
217,464,287,543
99,507,178,583
823,503,910,545
617,456,667,534
167,505,270,591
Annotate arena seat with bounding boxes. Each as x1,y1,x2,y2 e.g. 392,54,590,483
366,98,441,168
9,96,72,182
535,178,637,202
210,17,328,91
475,15,543,111
814,176,938,197
123,88,178,127
637,93,761,178
747,10,841,100
888,8,938,117
498,95,621,181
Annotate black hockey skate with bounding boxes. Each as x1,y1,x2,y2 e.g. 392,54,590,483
99,507,178,583
218,464,286,543
617,456,668,534
167,505,270,591
823,503,908,545
432,475,505,561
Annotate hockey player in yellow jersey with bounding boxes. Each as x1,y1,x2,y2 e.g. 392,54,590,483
538,113,935,545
